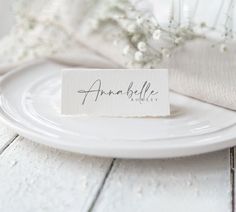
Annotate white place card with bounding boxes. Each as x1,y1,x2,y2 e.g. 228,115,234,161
61,69,170,117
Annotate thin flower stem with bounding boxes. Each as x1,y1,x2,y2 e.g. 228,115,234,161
212,0,226,29
189,0,199,27
224,0,234,39
178,0,182,26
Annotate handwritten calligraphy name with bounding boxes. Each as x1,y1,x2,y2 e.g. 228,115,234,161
77,79,159,105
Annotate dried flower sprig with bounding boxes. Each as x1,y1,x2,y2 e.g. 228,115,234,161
2,0,235,68
89,0,236,67
89,0,203,68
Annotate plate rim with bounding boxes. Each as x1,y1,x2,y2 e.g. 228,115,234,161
0,60,236,158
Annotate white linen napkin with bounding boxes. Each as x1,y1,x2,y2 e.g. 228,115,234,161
168,39,236,111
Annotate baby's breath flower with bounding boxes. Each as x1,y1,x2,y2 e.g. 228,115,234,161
161,48,170,58
126,61,135,68
89,0,203,68
137,41,147,52
136,16,144,25
113,40,118,46
127,24,137,33
131,34,140,43
220,43,227,52
123,45,130,55
152,29,161,40
134,51,144,61
174,37,183,45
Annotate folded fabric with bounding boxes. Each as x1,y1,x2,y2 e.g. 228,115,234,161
168,39,236,111
0,0,236,111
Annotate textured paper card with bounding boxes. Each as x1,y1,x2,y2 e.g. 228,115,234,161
61,69,170,117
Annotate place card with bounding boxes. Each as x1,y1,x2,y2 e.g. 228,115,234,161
61,69,170,117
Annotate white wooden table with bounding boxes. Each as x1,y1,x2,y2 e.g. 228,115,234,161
0,121,234,212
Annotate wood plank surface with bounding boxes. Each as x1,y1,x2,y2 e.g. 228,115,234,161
0,136,112,212
0,123,17,153
0,121,233,212
92,150,231,212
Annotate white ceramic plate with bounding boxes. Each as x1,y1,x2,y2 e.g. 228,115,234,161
0,61,236,158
